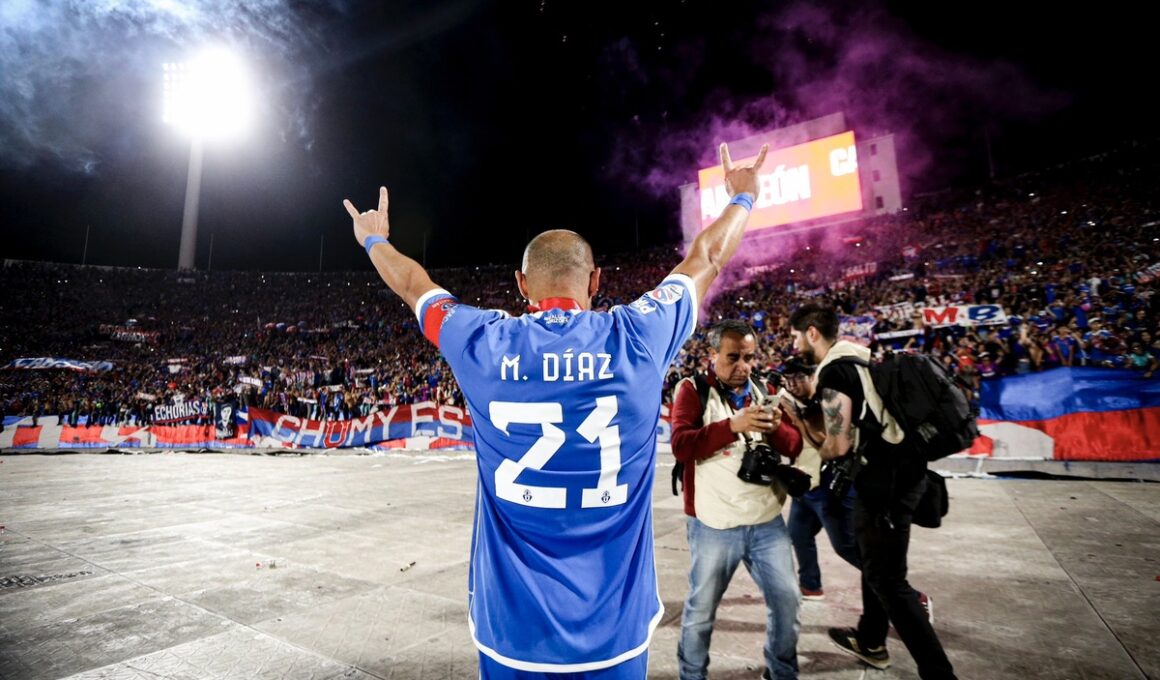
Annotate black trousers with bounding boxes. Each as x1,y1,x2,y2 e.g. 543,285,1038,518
854,492,957,680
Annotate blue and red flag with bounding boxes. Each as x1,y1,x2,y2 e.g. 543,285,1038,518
977,368,1160,461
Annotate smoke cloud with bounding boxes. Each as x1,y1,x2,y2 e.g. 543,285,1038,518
608,1,1070,207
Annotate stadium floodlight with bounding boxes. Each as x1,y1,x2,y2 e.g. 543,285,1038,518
163,48,254,140
163,48,255,270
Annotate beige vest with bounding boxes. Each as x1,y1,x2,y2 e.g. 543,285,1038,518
815,341,905,452
781,387,821,490
682,376,785,530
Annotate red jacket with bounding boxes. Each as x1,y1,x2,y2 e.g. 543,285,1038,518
670,373,802,518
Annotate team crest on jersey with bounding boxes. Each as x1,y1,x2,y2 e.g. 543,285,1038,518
438,300,458,325
646,283,685,305
630,297,657,314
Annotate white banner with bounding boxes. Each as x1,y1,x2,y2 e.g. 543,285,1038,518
876,329,922,340
920,304,1008,327
2,357,114,372
843,261,878,280
875,303,1007,327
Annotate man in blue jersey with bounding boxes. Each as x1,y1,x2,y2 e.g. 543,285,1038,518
343,140,768,679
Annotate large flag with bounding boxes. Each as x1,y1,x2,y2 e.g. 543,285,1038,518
977,368,1160,461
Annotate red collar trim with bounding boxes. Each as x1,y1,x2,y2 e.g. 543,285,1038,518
527,297,584,313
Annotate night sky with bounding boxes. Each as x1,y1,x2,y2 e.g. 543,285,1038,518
0,1,1151,272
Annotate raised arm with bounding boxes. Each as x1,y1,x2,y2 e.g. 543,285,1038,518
343,187,442,310
671,142,768,305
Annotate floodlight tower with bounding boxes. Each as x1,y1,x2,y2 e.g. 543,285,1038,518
163,49,254,270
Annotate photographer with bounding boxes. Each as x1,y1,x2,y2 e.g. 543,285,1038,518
671,320,804,680
789,303,956,679
778,358,861,601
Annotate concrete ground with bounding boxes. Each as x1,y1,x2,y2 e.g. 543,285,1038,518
0,451,1156,680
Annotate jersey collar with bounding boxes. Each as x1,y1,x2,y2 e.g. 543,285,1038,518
526,297,585,313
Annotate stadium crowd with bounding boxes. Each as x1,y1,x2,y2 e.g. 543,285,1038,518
2,142,1157,427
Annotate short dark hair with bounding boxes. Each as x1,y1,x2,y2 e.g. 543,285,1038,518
788,303,839,342
707,320,755,350
780,356,816,376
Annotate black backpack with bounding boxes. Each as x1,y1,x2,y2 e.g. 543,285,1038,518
831,353,979,462
670,374,769,496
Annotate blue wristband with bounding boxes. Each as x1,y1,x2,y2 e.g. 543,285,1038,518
364,235,389,255
729,193,755,212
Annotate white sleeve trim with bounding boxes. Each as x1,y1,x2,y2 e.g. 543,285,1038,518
661,273,699,329
414,287,453,322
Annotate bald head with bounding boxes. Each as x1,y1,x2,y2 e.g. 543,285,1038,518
521,230,594,284
516,230,600,308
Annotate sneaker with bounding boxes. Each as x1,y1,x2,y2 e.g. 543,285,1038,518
918,591,934,624
827,627,891,670
800,586,825,601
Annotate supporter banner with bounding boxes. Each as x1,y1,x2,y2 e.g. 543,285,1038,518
214,401,238,439
0,424,252,450
4,370,1158,462
152,400,209,424
838,315,876,346
99,325,160,344
2,357,114,372
744,263,782,278
875,301,915,322
165,358,189,374
874,303,1007,327
238,376,262,387
876,329,922,340
1137,262,1160,284
921,304,1007,327
843,262,877,280
247,403,473,449
888,272,915,282
223,355,248,365
977,367,1160,461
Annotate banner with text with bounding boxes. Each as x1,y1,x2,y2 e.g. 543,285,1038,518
875,303,1007,327
246,403,473,449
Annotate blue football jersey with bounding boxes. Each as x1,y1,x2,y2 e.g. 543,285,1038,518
415,274,697,672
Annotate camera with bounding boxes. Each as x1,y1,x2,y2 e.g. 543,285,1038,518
824,455,858,499
737,442,812,498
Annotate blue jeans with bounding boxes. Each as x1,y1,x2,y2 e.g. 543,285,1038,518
677,515,799,680
787,478,860,591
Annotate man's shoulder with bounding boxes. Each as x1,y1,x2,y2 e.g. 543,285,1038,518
817,361,862,397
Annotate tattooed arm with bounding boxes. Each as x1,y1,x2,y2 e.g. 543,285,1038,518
817,387,855,461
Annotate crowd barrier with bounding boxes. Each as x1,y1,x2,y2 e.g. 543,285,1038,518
3,369,1157,461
